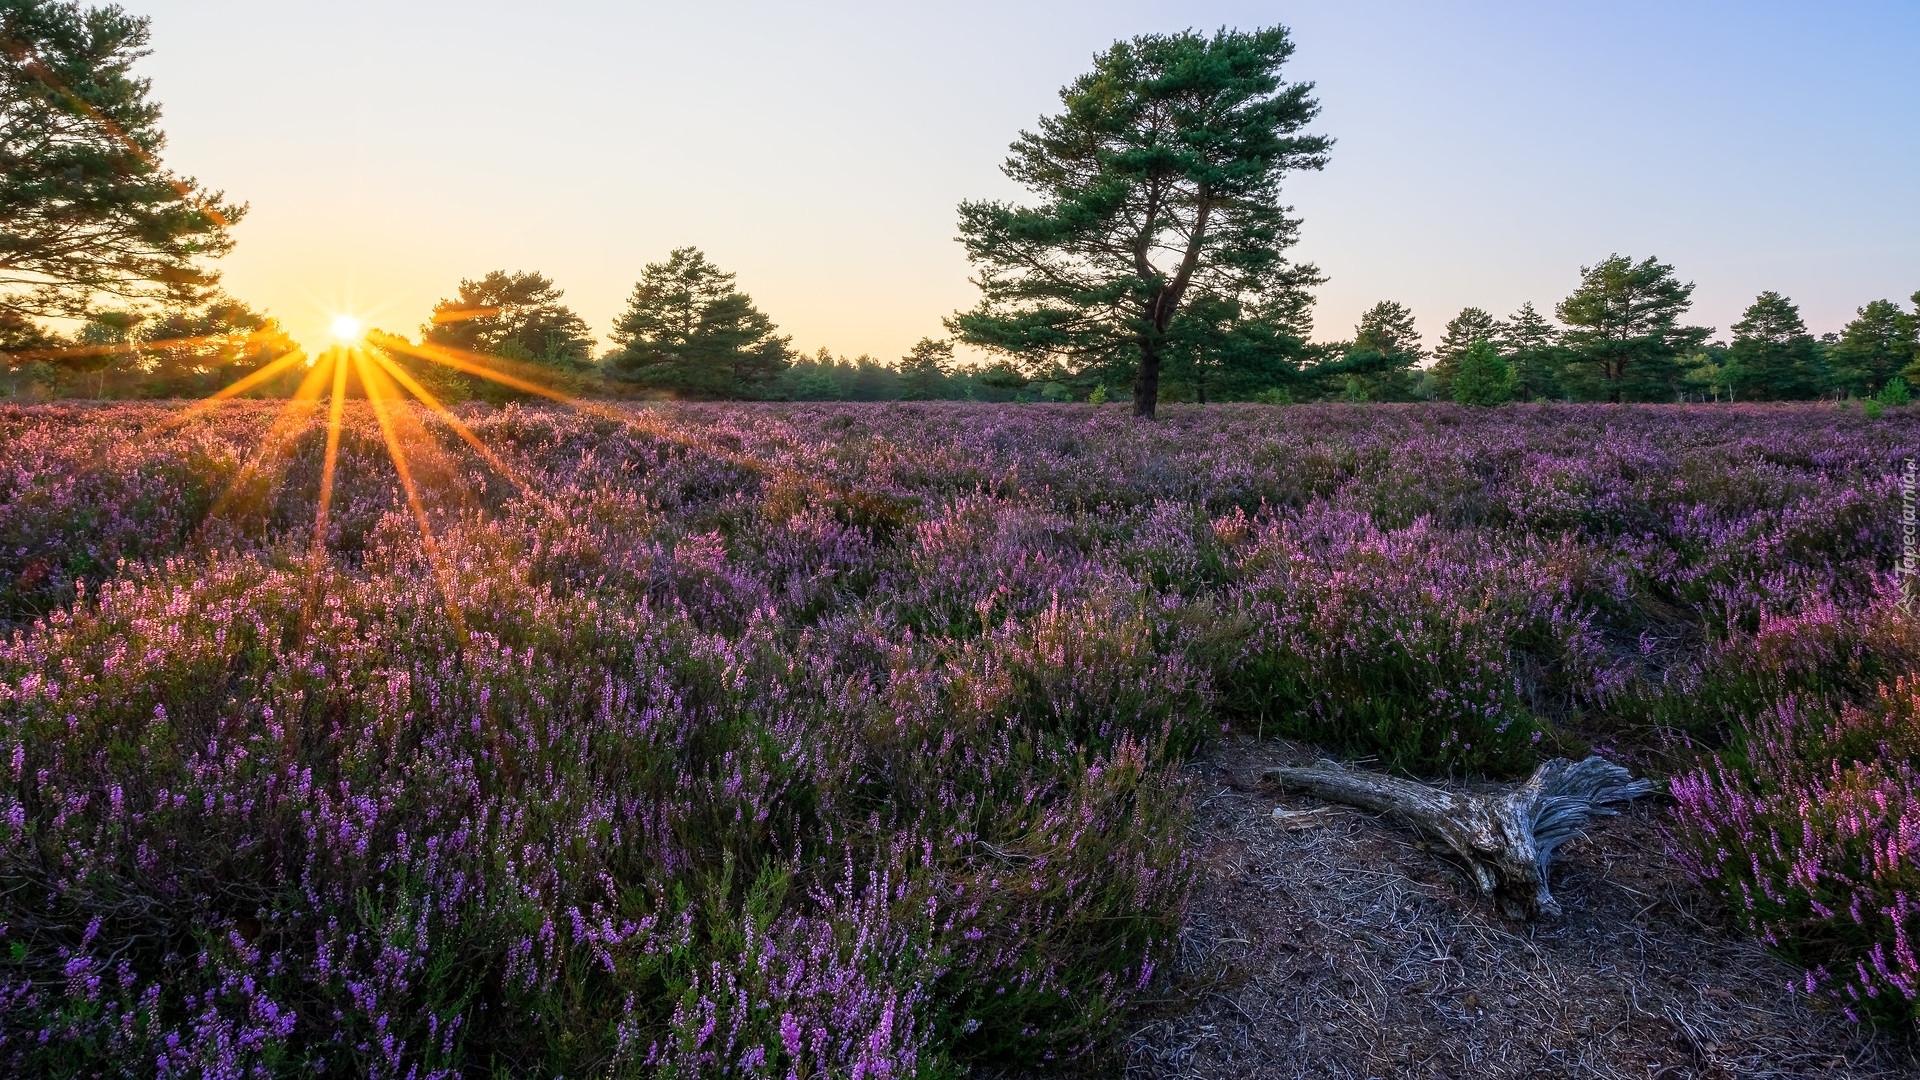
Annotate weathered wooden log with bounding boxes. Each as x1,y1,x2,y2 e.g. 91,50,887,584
1263,756,1651,918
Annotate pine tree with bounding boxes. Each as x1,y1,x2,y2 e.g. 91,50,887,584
1829,298,1918,398
949,27,1330,418
130,296,291,398
0,309,59,397
1338,301,1423,401
1906,292,1920,386
1726,291,1825,401
898,338,954,400
846,355,895,401
1450,339,1513,406
1,0,242,319
1495,302,1562,401
1555,255,1710,402
63,309,140,397
424,271,593,366
606,248,790,399
1431,307,1501,400
1165,290,1315,403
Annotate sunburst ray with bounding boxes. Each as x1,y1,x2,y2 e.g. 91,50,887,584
353,349,468,641
1,328,284,364
310,348,351,565
365,349,541,503
155,347,313,437
368,332,573,404
201,355,337,537
428,307,503,326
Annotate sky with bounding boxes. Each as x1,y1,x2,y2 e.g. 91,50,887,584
131,0,1920,359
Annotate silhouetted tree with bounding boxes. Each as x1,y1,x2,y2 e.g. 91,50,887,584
130,295,292,397
1555,255,1709,402
0,308,59,396
62,308,140,396
424,271,592,365
411,271,593,403
949,27,1330,419
605,248,790,399
1,0,242,320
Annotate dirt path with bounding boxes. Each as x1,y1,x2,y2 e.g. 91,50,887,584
1118,738,1915,1080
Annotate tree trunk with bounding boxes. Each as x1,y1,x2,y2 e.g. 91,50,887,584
1133,340,1161,419
1263,756,1650,919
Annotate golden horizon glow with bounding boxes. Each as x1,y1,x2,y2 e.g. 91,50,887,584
164,324,856,653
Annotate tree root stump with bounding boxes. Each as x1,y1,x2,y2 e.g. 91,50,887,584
1262,756,1652,919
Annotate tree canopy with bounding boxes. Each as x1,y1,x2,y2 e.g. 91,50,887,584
897,337,955,401
1726,291,1824,401
604,247,789,399
423,270,593,366
948,26,1330,418
1555,255,1709,402
0,0,241,320
1430,307,1500,401
1827,297,1917,399
1336,301,1424,401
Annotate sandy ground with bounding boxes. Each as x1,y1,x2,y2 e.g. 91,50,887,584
1115,737,1917,1080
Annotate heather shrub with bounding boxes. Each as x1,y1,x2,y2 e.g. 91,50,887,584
886,495,1103,639
1215,509,1618,776
1614,582,1920,742
0,546,929,1076
0,527,1200,1073
1670,679,1920,1024
881,597,1202,1058
0,406,241,622
2,398,1917,1066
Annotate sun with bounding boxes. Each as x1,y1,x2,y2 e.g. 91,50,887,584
330,314,365,343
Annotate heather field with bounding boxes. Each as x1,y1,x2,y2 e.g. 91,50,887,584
2,400,1918,1076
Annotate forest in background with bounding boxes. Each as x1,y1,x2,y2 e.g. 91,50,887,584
7,252,1919,409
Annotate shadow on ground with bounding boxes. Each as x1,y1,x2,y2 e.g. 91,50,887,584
1119,738,1916,1080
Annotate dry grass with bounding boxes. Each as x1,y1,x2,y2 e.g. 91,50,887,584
1115,737,1917,1080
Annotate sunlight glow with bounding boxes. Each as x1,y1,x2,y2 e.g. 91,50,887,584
171,320,823,654
201,357,333,536
368,349,539,501
370,332,573,403
311,348,350,564
353,349,469,642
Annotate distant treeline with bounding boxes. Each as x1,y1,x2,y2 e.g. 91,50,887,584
7,248,1916,408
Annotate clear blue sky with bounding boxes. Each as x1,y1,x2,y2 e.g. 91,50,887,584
132,0,1920,356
